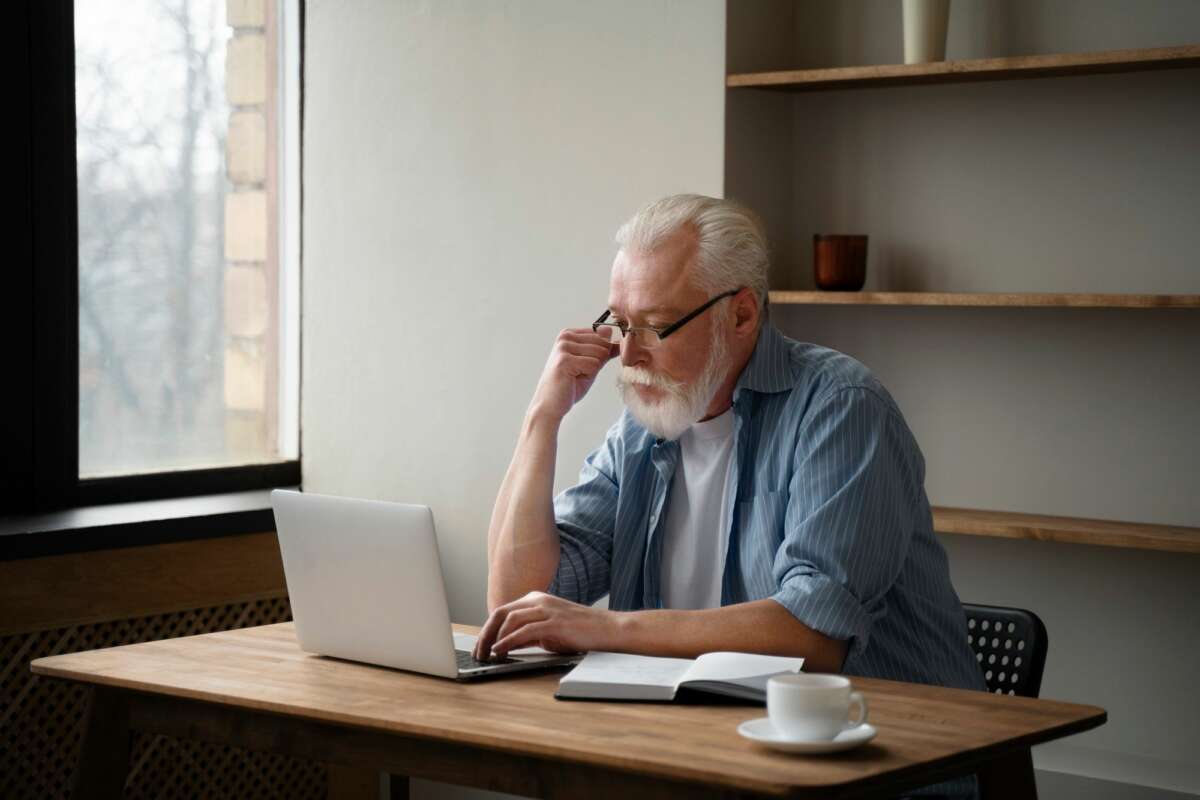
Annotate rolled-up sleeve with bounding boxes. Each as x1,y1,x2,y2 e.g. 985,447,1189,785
770,386,921,660
546,424,621,606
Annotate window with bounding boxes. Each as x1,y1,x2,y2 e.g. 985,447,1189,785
8,0,301,513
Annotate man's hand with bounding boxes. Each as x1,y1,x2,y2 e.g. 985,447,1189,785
528,328,619,423
473,592,622,660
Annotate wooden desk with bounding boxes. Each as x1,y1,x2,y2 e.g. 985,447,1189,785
32,623,1105,799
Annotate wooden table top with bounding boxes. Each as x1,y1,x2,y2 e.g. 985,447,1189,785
32,623,1105,797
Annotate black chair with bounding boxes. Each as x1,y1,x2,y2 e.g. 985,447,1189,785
962,603,1048,698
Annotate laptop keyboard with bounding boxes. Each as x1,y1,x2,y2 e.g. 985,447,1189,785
456,650,517,671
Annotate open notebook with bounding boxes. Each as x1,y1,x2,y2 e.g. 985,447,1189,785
555,651,804,703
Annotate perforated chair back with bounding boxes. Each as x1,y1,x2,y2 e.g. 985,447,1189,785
963,603,1048,698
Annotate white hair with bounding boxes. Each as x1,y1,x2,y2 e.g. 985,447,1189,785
614,194,770,312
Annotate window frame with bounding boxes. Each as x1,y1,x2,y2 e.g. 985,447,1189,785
8,0,302,516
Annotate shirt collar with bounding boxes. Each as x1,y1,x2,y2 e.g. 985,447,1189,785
734,323,794,396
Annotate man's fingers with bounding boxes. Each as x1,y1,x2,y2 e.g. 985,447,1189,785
494,607,547,647
474,594,542,659
559,327,609,342
559,330,615,351
559,354,605,378
559,341,612,361
474,607,508,660
493,621,555,656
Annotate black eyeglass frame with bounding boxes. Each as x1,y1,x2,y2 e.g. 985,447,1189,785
592,287,743,344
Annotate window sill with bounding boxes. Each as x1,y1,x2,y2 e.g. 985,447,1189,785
0,489,287,561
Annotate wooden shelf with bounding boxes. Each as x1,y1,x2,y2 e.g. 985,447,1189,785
933,507,1200,554
769,291,1200,308
727,45,1200,91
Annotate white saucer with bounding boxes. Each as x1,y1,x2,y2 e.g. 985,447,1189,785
737,717,877,754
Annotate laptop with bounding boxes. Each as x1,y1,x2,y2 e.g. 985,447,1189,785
270,489,582,680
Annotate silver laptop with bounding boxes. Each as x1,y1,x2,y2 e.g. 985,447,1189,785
271,490,581,680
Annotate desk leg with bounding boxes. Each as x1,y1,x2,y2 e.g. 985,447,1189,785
72,687,131,800
978,747,1037,800
386,773,410,800
325,764,381,799
324,767,408,800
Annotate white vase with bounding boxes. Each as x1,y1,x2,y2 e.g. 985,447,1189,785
903,0,951,64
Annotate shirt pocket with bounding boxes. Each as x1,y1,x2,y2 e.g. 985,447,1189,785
733,490,789,598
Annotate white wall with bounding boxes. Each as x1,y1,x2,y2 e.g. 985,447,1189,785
302,2,724,796
728,1,1200,797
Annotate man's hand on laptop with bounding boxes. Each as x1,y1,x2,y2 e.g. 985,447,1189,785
473,592,620,661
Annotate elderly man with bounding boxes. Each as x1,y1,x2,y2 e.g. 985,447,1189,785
475,195,984,699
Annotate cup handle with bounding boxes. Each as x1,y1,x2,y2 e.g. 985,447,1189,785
846,691,868,729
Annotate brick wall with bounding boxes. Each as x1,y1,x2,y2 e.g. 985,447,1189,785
223,0,277,458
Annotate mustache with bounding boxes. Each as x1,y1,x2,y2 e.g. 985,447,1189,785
616,366,684,394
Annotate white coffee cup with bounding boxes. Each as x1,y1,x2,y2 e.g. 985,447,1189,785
767,674,868,741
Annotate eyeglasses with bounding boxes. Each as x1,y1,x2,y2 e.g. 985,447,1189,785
592,288,742,349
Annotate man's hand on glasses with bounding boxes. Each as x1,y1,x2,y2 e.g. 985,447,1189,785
527,328,620,424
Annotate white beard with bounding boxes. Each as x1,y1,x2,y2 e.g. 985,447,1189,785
616,318,730,441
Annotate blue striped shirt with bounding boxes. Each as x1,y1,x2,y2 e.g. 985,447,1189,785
549,324,984,798
548,323,985,692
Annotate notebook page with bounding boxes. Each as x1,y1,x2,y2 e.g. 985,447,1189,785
681,652,804,683
560,652,694,690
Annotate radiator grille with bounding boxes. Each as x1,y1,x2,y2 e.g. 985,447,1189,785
1,597,326,799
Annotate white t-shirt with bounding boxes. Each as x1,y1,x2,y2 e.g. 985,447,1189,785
660,408,736,610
